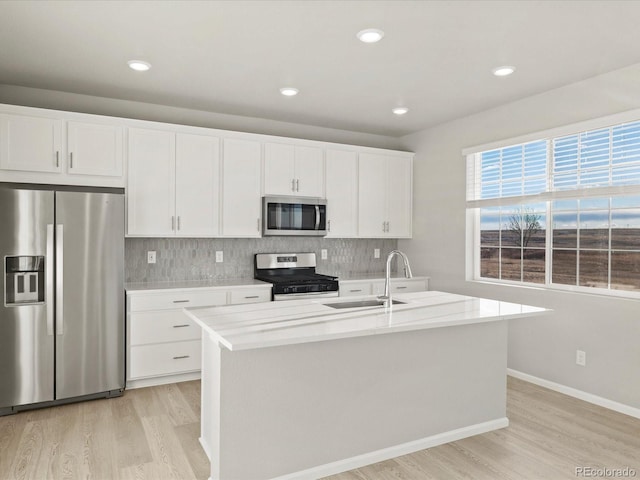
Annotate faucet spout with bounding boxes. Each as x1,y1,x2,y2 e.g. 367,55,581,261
378,250,413,308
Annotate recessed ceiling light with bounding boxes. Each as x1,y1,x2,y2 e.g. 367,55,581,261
392,107,409,115
357,28,384,43
492,65,515,77
128,60,151,72
280,87,299,96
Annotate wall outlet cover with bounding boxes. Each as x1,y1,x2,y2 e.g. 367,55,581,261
215,251,224,263
374,248,380,259
321,249,328,260
576,349,586,366
147,251,156,264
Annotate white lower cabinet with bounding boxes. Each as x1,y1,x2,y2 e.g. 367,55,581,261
339,277,429,297
126,284,271,388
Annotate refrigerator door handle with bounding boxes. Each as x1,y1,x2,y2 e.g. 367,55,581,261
46,224,55,336
56,224,64,335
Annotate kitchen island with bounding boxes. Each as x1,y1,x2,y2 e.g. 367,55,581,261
185,290,547,480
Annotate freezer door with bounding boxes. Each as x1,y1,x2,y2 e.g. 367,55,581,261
55,191,124,400
0,186,55,409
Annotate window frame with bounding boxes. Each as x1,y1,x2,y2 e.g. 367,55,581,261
465,109,640,299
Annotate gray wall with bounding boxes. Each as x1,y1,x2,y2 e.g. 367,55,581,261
399,63,640,409
125,238,397,283
0,84,404,150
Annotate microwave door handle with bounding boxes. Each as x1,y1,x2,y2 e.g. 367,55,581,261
315,205,320,230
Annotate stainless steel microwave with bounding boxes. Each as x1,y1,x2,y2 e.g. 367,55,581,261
262,196,327,236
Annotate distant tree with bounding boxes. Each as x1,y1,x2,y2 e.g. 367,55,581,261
507,209,541,247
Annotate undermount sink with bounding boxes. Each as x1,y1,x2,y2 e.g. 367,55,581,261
325,299,406,309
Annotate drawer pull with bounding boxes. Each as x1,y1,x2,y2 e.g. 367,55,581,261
396,286,408,290
173,324,190,328
350,289,362,293
244,295,260,299
172,300,190,303
173,355,190,360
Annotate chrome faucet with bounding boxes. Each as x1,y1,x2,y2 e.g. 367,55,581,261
378,250,413,308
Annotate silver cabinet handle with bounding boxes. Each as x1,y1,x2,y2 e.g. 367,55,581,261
396,286,407,290
69,152,73,169
173,324,190,328
386,221,390,233
327,219,331,232
46,224,54,336
296,179,300,192
173,355,190,360
171,216,175,231
56,224,64,335
350,289,362,293
244,295,259,299
257,218,261,231
55,151,59,168
172,299,190,304
177,216,181,231
382,222,386,232
291,179,296,192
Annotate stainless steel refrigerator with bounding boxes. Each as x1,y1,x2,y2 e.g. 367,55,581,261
0,183,124,414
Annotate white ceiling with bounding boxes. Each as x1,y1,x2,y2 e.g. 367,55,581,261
2,0,640,137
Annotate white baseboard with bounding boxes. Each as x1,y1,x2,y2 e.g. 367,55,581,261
507,369,640,420
270,417,509,480
126,371,201,390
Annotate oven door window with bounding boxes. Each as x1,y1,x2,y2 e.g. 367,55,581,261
266,203,326,231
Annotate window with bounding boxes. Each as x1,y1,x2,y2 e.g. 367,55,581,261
466,117,640,295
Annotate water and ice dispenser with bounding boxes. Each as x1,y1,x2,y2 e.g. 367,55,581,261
4,256,45,305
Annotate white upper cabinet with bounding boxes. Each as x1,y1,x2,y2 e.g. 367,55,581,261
358,153,412,238
221,138,262,237
0,106,125,186
127,128,221,237
264,143,323,197
175,133,220,237
0,113,63,173
67,121,123,177
127,128,176,236
325,149,358,238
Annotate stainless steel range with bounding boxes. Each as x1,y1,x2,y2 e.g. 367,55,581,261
254,253,339,301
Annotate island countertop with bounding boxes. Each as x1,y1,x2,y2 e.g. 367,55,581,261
184,290,548,351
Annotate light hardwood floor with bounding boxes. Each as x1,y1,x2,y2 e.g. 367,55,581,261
0,377,638,479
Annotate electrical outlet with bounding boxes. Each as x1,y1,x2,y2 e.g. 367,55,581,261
374,248,380,259
147,251,156,264
576,350,586,366
321,249,328,260
215,251,223,263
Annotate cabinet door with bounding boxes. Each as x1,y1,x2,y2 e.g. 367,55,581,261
0,113,63,173
294,145,324,197
358,153,387,237
67,121,123,177
386,156,412,238
264,142,295,195
326,149,357,237
127,128,176,236
222,138,262,237
175,133,220,236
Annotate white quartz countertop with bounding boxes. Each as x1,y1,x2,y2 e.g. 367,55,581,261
184,290,548,351
125,278,270,293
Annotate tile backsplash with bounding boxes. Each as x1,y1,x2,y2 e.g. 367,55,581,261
125,237,398,283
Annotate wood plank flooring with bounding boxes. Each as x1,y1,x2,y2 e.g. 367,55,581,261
1,377,638,479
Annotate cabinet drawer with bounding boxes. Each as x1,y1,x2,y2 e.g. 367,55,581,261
129,340,201,379
229,288,271,305
129,289,227,312
130,310,200,346
371,279,427,295
339,282,372,297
